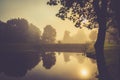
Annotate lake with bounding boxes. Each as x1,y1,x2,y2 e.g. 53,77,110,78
0,50,98,80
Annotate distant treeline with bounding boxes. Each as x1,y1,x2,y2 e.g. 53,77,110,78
0,18,56,44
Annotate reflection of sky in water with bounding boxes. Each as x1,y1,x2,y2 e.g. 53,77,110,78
0,53,97,80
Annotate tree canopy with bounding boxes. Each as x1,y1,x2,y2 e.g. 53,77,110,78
48,0,96,28
42,25,56,43
47,0,120,80
47,0,120,32
0,18,41,43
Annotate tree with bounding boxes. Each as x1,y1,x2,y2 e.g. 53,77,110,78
6,18,30,42
27,24,42,43
47,0,120,80
62,30,71,43
42,25,56,43
42,52,56,69
0,21,13,43
0,18,41,43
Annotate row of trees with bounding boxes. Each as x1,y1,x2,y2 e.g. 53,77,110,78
0,18,56,44
62,30,87,43
0,18,40,43
62,28,119,44
0,18,57,77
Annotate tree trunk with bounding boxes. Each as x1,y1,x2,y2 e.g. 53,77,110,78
93,0,112,80
94,21,111,80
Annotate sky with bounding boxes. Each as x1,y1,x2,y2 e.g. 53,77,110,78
0,0,92,40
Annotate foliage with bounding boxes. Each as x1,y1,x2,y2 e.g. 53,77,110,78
47,0,120,80
42,25,56,43
42,52,56,69
28,24,41,43
0,18,41,43
47,0,97,29
47,0,120,32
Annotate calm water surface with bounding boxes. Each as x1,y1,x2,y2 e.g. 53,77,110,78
0,51,98,80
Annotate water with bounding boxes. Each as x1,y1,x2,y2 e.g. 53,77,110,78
0,50,98,80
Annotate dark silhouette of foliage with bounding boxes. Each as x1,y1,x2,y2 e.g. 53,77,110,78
42,52,56,69
47,0,120,80
47,0,96,29
0,21,13,43
28,24,42,43
0,18,57,78
42,25,56,43
0,50,41,77
0,48,57,77
7,18,28,31
7,18,29,42
0,18,41,43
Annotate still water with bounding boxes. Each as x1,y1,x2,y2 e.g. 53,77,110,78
0,50,98,80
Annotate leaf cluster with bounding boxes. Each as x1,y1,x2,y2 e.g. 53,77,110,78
47,0,98,29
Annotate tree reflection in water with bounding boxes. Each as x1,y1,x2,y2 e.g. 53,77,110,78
0,50,56,77
42,52,56,69
63,52,96,64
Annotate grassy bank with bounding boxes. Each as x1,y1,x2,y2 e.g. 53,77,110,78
87,43,120,80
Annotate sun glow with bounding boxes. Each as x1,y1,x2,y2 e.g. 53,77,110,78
81,69,88,76
79,68,91,79
81,19,90,27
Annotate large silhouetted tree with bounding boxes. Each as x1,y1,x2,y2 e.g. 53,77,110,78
0,18,41,43
7,18,29,42
47,0,120,80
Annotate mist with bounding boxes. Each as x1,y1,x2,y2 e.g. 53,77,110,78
62,29,89,43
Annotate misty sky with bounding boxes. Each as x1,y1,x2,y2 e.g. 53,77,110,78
0,0,91,40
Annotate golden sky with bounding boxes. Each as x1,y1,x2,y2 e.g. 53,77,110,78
0,0,92,40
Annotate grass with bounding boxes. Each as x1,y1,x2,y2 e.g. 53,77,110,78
87,43,120,65
104,43,120,80
104,44,120,64
87,43,120,80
